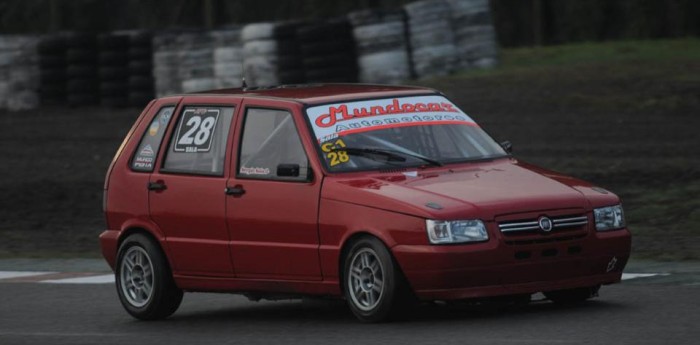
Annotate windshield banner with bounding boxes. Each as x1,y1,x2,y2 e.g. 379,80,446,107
306,95,477,142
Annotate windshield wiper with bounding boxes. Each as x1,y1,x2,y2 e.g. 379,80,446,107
330,147,443,167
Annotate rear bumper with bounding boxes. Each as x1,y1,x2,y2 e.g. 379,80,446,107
392,228,631,301
99,230,120,271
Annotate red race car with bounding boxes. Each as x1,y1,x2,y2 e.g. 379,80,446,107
100,84,631,322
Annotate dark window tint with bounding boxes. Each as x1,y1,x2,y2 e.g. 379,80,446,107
238,108,308,181
162,106,234,176
131,106,175,172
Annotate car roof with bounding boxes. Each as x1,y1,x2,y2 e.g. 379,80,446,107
192,83,439,105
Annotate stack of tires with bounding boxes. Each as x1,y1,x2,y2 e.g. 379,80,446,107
0,35,40,111
211,29,243,89
66,33,99,106
38,36,67,106
404,0,458,79
97,34,129,108
152,32,182,97
297,20,358,83
348,10,412,84
241,22,305,87
128,32,155,107
447,0,499,69
178,32,215,93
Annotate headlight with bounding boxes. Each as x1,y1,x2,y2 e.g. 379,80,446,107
426,219,489,244
594,205,626,231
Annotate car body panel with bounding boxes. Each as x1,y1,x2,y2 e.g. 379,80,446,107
101,84,632,302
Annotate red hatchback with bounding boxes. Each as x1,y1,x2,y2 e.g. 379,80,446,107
100,84,631,322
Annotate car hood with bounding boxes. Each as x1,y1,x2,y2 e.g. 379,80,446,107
322,158,617,220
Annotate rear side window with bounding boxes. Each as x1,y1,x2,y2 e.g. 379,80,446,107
131,106,175,172
237,108,309,181
162,106,234,176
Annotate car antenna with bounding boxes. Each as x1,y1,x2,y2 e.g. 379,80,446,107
241,77,248,90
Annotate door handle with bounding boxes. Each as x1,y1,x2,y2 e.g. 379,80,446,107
225,185,245,196
147,181,167,191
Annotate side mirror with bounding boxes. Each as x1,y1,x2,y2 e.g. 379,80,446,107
500,140,513,153
277,163,300,177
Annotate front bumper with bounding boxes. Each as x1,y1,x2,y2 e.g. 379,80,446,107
392,228,631,301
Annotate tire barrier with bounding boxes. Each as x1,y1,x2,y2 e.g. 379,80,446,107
128,31,155,107
177,32,216,93
447,0,499,69
65,33,99,107
97,34,129,108
0,0,499,111
349,9,411,84
242,22,306,87
211,28,244,89
297,19,358,83
1,35,40,111
404,0,458,79
152,32,183,98
38,35,67,107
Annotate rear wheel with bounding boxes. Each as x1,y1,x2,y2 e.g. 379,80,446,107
545,285,600,305
343,236,408,323
116,234,183,320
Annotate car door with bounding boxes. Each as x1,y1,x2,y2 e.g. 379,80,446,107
149,97,241,276
226,100,323,280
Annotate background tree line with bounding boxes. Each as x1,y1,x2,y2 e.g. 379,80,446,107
0,0,698,47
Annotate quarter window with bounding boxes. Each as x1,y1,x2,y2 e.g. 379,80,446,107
162,106,234,175
238,108,309,181
131,106,175,172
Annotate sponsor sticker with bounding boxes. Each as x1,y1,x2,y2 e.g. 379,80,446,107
240,166,270,176
306,95,477,142
140,144,155,157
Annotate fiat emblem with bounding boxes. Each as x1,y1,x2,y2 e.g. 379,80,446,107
538,216,553,232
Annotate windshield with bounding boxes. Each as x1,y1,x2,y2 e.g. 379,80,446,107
306,95,507,172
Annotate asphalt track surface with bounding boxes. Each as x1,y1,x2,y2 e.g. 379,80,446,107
1,269,699,345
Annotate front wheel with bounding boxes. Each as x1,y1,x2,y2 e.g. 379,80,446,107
343,236,406,323
115,234,183,320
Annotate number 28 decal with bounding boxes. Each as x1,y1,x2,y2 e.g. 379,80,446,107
321,139,349,167
174,109,220,153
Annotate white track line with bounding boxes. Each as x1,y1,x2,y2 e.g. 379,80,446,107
41,274,114,284
0,271,55,280
622,273,667,280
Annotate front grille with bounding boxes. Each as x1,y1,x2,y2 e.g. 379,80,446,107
499,215,588,233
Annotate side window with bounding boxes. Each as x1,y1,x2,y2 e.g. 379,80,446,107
238,108,309,181
162,106,234,176
131,106,175,172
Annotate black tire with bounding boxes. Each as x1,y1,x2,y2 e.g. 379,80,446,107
301,41,353,56
101,96,128,108
67,79,98,93
128,91,154,107
129,47,152,60
99,66,129,81
66,33,96,48
128,60,153,75
98,51,128,65
40,69,66,83
66,49,97,64
99,81,128,96
129,76,154,90
39,56,66,69
130,32,153,48
342,236,409,323
544,285,600,305
115,233,183,320
38,37,66,54
67,93,99,107
297,21,352,42
66,65,97,78
98,34,129,50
